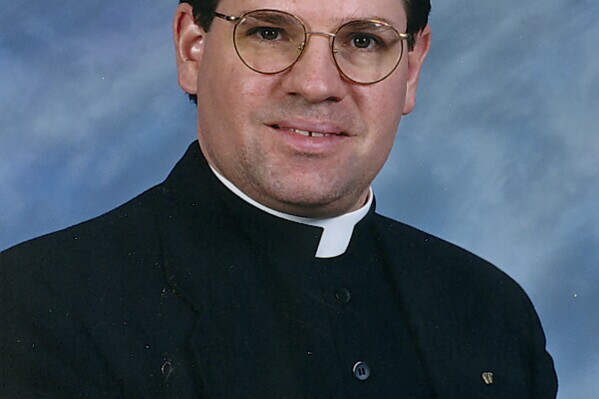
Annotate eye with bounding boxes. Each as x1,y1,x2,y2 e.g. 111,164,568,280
352,34,376,49
252,27,283,41
337,22,398,52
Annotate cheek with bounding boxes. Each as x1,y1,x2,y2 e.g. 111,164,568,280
349,82,406,169
358,84,406,134
197,69,250,131
197,76,276,168
382,73,408,114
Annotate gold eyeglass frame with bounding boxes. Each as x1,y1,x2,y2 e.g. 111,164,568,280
212,9,412,85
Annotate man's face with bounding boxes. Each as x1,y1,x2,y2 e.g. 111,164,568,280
175,0,430,217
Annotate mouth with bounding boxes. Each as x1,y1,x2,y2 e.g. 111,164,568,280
270,124,348,138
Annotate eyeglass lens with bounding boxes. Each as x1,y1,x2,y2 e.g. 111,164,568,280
232,10,404,84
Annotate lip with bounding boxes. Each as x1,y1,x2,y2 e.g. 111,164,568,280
267,120,351,153
269,120,350,137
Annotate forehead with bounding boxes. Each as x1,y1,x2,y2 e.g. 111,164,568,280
217,0,407,28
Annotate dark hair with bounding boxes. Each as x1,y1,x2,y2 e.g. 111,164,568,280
179,0,431,102
403,0,432,49
179,0,220,33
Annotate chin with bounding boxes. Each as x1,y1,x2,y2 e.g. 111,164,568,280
266,184,358,217
243,163,364,215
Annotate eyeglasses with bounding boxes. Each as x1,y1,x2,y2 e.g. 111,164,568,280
212,9,412,85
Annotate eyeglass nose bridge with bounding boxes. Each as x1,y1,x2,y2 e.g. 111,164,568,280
297,31,337,52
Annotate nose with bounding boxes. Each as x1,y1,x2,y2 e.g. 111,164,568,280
280,34,348,103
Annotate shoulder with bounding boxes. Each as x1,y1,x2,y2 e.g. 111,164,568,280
370,213,533,311
0,184,177,396
1,185,164,305
3,184,162,251
369,216,557,395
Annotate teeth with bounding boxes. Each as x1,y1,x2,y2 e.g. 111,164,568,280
293,128,311,137
291,128,332,137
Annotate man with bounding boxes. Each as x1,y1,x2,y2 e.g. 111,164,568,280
1,0,557,397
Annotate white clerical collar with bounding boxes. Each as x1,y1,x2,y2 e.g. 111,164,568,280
209,165,373,259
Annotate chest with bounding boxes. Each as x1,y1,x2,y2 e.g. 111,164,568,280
176,239,431,398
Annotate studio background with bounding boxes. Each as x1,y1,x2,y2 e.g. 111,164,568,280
1,1,597,397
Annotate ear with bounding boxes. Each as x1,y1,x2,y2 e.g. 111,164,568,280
402,25,432,115
173,3,206,95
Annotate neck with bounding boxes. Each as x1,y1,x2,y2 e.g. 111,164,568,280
208,164,373,258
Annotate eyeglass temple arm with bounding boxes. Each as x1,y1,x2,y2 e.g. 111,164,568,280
213,12,241,22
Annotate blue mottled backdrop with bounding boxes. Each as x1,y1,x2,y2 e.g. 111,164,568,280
1,1,597,396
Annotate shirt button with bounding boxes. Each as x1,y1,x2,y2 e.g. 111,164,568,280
335,288,351,304
352,361,370,381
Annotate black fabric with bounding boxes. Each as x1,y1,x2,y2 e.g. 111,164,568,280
1,141,557,398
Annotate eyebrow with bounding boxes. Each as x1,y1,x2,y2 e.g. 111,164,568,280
232,9,403,30
340,15,399,26
332,9,405,28
245,10,298,24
